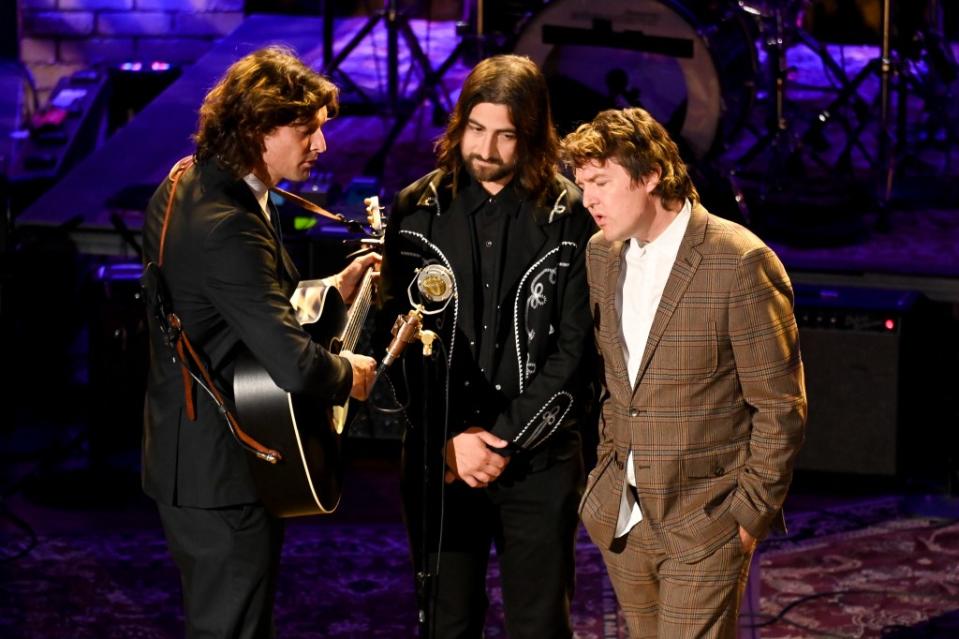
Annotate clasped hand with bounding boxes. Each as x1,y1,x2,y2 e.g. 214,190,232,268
444,427,510,488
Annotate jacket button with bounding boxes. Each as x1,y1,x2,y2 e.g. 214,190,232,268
629,409,640,417
714,466,724,476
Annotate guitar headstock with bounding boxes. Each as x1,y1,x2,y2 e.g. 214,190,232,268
364,196,384,236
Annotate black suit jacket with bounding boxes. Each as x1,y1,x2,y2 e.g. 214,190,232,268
141,159,352,508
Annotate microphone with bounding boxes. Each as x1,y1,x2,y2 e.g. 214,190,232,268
375,264,455,379
415,264,455,304
381,307,425,368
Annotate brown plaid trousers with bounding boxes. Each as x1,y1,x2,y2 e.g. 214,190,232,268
580,204,807,637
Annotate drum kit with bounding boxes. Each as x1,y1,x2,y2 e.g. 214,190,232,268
327,0,956,231
500,0,959,230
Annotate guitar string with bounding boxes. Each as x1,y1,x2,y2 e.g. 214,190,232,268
342,269,375,350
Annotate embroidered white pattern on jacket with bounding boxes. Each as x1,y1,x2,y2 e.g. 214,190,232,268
516,391,573,449
547,189,568,223
513,241,578,392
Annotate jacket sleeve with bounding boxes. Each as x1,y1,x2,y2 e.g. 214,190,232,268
727,245,807,539
585,239,614,463
202,210,352,403
489,213,595,450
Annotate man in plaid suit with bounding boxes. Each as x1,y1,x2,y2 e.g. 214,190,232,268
561,108,807,638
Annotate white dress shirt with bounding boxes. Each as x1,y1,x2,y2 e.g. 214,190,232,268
242,173,271,222
614,199,691,538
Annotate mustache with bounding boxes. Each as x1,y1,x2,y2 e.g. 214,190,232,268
467,153,502,166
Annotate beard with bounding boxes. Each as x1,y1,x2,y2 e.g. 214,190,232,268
464,154,516,184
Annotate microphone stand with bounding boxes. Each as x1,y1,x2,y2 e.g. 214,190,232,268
375,264,453,637
369,302,442,637
416,347,436,639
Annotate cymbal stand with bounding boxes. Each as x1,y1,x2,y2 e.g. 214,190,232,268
797,0,899,224
737,2,870,173
876,0,895,223
735,8,793,170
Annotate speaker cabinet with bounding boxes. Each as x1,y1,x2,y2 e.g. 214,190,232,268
793,285,953,477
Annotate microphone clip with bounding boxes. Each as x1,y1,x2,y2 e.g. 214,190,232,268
384,305,440,366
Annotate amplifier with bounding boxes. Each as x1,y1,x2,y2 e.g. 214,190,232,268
793,284,954,477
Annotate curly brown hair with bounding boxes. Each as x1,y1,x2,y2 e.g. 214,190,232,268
194,46,339,178
435,55,559,201
560,107,698,208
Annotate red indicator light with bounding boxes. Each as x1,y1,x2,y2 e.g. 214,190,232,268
884,318,895,331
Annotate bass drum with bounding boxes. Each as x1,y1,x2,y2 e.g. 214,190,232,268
513,0,757,159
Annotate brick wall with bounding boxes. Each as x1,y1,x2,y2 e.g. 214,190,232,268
19,0,244,102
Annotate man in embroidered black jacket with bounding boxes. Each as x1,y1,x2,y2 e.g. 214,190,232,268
377,55,596,639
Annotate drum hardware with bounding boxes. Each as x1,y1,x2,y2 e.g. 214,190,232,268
731,1,837,234
322,0,453,116
457,0,494,64
734,7,797,170
721,0,880,237
321,0,465,177
541,19,694,58
734,0,867,168
784,0,896,226
512,0,759,159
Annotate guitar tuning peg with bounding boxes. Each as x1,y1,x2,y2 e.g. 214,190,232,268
365,196,385,234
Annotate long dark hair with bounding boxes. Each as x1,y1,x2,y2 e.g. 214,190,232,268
436,55,559,200
194,46,339,178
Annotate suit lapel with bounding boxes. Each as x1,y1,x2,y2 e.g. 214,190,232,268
603,240,633,401
233,179,298,286
268,199,300,284
631,204,708,394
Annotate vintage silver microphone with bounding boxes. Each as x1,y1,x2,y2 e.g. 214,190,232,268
376,264,455,378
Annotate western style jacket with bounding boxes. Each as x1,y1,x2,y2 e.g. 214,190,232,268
378,169,596,457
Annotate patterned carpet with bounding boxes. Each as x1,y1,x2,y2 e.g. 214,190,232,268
0,518,617,639
754,499,959,639
1,495,957,638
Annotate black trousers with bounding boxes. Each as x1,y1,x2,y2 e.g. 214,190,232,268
157,501,285,639
403,432,584,639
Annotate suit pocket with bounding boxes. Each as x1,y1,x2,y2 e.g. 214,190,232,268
578,449,617,517
682,445,747,480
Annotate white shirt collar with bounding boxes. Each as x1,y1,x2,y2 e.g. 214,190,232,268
625,198,691,262
242,173,271,221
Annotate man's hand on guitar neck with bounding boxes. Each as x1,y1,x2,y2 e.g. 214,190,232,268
341,350,376,400
327,252,381,304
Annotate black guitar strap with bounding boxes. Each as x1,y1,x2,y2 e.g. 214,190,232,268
141,157,281,464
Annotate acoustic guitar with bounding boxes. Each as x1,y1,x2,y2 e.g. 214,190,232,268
233,199,380,518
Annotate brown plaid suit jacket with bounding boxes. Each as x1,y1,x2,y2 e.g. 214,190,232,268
579,203,807,564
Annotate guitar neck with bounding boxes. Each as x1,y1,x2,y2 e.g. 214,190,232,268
340,268,375,352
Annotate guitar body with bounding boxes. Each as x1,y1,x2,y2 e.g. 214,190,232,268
234,285,348,518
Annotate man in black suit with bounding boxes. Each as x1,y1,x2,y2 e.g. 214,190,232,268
141,46,377,639
378,55,595,638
